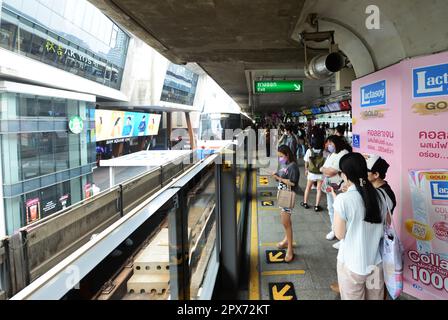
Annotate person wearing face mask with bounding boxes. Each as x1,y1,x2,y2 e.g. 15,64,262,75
278,125,298,157
320,136,350,245
271,145,300,262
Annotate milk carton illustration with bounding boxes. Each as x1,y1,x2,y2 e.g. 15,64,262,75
408,170,448,259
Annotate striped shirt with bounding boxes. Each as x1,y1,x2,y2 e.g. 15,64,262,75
333,185,386,275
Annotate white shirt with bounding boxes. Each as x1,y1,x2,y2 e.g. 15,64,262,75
333,185,386,275
323,149,349,171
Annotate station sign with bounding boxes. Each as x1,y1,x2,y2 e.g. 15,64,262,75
255,80,303,93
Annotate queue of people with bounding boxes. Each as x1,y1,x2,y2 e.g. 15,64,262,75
270,121,397,300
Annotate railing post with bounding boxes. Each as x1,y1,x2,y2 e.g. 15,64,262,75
168,192,190,300
218,144,239,298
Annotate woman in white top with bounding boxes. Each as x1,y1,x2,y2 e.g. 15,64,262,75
320,135,350,243
301,136,325,212
331,152,386,300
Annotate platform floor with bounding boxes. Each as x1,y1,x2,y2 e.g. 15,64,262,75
249,159,340,300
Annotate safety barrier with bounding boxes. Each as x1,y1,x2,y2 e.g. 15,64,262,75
0,154,194,298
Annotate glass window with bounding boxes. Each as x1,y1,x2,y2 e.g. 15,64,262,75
1,3,129,89
37,98,53,117
0,15,18,51
18,94,39,117
17,22,34,55
28,32,46,61
53,98,67,117
54,131,69,171
39,133,55,175
20,133,41,180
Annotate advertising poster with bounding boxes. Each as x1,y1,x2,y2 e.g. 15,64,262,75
148,113,162,135
95,110,161,142
59,194,70,210
84,183,92,199
26,198,40,225
400,52,448,299
352,51,448,299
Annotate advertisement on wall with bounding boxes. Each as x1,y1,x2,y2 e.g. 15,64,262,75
352,51,448,300
95,110,162,142
26,198,40,225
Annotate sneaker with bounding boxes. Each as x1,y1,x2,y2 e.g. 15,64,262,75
326,231,335,240
332,241,341,250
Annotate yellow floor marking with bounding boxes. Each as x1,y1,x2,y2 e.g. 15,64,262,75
261,270,306,276
249,171,260,300
261,242,297,247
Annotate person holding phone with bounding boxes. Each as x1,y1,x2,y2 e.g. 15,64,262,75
320,136,350,245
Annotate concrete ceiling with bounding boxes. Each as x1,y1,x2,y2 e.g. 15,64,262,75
88,0,330,113
88,0,448,114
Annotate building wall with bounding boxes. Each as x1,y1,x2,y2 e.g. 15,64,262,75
0,85,96,236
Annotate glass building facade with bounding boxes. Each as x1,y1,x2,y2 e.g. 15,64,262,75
0,0,130,89
161,63,199,106
0,90,96,234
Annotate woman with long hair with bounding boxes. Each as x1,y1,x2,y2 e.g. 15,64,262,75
271,145,300,262
331,152,386,300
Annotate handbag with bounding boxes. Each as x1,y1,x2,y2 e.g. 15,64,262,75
277,186,296,208
378,188,404,300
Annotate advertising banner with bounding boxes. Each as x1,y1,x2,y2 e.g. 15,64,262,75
26,198,40,225
95,110,161,142
352,51,448,300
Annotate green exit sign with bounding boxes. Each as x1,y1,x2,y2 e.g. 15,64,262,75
255,80,303,93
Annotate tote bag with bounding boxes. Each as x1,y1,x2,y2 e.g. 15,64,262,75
277,187,296,208
378,189,404,300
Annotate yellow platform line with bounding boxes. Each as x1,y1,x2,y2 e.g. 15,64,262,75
249,170,260,300
260,242,297,247
261,270,306,276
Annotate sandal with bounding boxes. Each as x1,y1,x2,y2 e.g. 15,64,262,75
277,241,288,249
314,205,322,212
300,202,310,209
284,252,294,263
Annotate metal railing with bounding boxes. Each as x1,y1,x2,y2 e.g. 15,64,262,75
1,153,194,298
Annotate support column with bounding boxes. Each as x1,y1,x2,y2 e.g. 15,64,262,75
167,112,172,150
185,112,196,150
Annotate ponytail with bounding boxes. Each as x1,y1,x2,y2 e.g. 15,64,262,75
340,153,383,224
354,178,382,223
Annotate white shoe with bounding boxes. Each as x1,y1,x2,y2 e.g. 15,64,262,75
332,241,341,250
326,231,335,240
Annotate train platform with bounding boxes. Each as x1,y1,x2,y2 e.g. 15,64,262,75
248,159,339,300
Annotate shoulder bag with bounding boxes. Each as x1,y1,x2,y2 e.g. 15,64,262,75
378,188,404,300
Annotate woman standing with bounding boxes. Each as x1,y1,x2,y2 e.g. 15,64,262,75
301,136,325,211
320,135,350,244
332,152,386,300
271,145,300,262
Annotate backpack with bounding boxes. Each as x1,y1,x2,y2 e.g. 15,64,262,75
308,149,325,174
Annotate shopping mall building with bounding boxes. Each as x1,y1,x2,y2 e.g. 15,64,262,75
0,0,223,236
